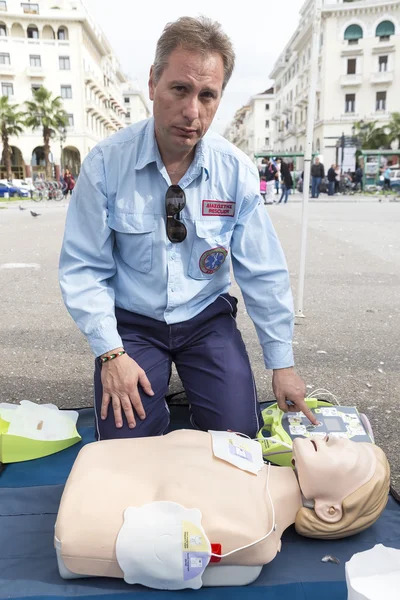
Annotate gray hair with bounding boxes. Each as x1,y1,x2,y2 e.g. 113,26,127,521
153,16,235,91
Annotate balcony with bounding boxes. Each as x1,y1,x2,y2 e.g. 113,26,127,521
370,70,394,85
282,101,293,115
340,74,362,87
0,64,15,76
287,125,297,136
25,66,45,78
297,124,306,135
271,109,280,121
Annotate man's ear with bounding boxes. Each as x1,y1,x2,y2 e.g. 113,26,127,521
148,66,155,101
314,499,343,523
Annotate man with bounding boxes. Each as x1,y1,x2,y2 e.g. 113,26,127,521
59,16,316,441
327,164,336,196
311,157,325,198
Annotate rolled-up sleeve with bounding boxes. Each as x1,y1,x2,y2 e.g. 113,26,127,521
59,149,122,357
231,165,294,370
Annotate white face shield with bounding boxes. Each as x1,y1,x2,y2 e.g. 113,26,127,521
116,501,211,590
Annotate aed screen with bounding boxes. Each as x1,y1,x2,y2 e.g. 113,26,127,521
324,416,346,431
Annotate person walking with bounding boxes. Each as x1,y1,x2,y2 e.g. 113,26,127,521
311,157,324,198
62,168,75,197
327,164,336,196
263,158,277,204
277,160,293,204
383,166,392,192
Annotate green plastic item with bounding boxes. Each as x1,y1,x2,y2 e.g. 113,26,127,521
0,415,81,463
257,398,332,468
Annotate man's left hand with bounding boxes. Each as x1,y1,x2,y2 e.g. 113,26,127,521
272,367,318,425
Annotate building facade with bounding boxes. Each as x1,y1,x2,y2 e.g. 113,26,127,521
0,0,150,180
224,88,275,164
270,0,400,169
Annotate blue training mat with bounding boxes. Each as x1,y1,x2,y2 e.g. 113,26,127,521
0,406,399,600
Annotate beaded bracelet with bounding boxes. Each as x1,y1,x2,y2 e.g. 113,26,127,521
100,350,126,364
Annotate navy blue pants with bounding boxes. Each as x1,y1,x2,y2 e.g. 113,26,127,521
94,294,261,440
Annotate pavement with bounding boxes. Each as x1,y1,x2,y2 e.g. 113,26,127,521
0,194,399,493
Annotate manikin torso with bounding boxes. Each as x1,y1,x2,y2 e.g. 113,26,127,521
56,430,302,577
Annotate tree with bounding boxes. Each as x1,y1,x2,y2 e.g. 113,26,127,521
387,112,400,148
24,87,69,178
0,96,26,180
353,120,390,150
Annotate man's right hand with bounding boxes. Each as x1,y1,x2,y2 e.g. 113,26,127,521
100,350,154,428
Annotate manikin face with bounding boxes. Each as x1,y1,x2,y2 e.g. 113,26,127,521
149,47,224,158
292,436,376,522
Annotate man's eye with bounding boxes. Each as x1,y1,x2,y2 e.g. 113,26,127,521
202,92,215,99
174,86,185,93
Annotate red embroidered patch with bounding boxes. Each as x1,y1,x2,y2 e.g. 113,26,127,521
202,200,235,217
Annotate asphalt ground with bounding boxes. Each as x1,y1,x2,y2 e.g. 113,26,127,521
0,194,399,493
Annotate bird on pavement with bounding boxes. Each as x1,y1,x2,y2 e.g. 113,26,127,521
19,205,27,211
30,210,41,217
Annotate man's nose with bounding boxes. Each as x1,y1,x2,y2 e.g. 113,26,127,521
182,95,199,122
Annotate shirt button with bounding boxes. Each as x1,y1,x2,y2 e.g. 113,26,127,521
171,287,175,293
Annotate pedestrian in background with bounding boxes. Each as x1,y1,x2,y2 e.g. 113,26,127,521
327,164,336,196
383,166,391,191
260,175,267,203
277,159,293,204
263,158,277,204
62,168,75,197
311,157,324,198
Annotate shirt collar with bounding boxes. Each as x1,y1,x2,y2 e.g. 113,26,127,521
135,117,210,182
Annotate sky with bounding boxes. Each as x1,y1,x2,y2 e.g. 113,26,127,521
83,0,305,134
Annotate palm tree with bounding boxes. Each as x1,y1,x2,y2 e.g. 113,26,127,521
0,96,26,180
24,87,69,178
387,112,400,148
353,120,390,150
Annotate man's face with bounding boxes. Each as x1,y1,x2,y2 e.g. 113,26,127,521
149,47,224,156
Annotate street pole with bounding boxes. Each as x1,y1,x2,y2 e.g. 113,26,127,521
295,0,323,318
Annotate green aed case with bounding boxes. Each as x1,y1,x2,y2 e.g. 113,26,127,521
256,398,374,467
0,415,81,464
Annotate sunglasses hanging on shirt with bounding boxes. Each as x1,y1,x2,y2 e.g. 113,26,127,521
165,185,187,243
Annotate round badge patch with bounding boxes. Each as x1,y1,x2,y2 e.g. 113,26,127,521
199,247,228,274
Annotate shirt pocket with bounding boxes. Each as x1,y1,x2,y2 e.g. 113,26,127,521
188,220,234,280
108,212,155,274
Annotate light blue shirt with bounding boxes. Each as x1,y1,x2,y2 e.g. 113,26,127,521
59,117,294,369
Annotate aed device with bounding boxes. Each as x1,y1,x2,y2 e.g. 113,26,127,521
256,398,374,467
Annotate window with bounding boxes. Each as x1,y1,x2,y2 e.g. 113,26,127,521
21,3,39,13
379,56,388,72
265,137,270,147
124,97,129,104
57,27,67,40
27,26,39,38
347,58,356,74
265,103,269,110
0,23,6,36
0,52,10,64
31,83,41,92
376,20,395,41
60,85,72,99
29,54,41,67
345,93,355,113
1,82,13,96
265,120,270,128
344,24,363,44
68,113,74,127
0,1,7,11
376,91,386,111
59,56,70,70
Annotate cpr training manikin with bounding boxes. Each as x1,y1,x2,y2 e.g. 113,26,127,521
54,429,390,590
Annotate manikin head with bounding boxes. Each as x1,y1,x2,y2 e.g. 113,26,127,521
292,436,390,539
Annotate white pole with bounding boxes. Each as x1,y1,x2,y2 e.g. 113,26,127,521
295,0,323,318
